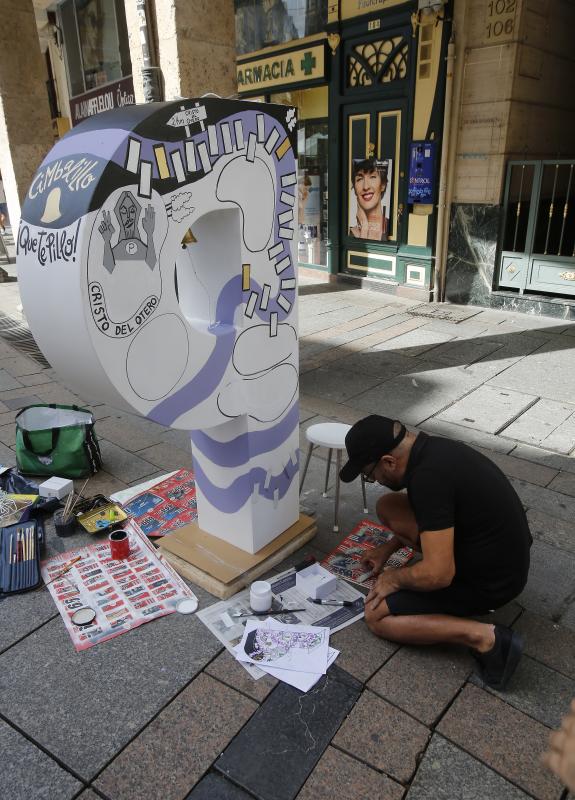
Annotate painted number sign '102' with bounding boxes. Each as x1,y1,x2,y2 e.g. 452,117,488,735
485,0,516,41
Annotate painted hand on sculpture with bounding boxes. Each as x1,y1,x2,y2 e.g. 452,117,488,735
543,698,575,792
98,210,115,244
142,205,155,238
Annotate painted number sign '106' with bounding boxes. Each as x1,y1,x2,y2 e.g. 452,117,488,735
485,0,516,41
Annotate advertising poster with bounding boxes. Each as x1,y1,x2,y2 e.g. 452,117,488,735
408,141,436,204
348,157,393,241
121,468,197,537
322,519,414,590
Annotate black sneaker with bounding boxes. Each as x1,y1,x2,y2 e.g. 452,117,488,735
474,625,523,691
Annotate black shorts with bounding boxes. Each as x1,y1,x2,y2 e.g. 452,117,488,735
385,581,508,617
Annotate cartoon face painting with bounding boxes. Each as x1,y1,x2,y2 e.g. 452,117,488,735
17,98,299,553
99,191,156,272
117,192,139,237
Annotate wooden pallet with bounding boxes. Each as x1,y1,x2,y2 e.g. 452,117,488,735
159,514,317,599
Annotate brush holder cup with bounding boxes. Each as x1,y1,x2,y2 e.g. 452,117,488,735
53,509,78,538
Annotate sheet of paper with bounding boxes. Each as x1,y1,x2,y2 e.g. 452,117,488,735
234,617,338,691
110,473,176,505
236,619,330,674
235,641,339,692
196,565,365,680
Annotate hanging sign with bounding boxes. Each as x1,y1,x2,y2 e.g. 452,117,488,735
237,44,325,92
69,76,135,127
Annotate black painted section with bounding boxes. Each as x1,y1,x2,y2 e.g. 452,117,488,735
215,665,362,800
445,203,500,306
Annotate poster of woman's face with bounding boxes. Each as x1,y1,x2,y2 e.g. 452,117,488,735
348,158,393,242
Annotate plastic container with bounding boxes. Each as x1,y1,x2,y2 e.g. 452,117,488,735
250,580,272,612
53,508,77,538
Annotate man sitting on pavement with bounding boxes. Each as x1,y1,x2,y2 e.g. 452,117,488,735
339,415,532,690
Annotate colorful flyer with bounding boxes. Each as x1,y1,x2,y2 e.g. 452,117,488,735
40,521,197,651
121,469,198,537
322,519,415,590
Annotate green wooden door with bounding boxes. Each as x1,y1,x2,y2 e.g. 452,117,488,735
327,16,414,280
342,100,408,279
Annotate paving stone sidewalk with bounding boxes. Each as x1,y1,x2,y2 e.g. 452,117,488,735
0,274,574,800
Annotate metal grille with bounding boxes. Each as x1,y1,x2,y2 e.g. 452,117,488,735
502,160,575,259
347,37,408,87
0,311,50,367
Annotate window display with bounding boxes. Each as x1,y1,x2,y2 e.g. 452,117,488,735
59,0,131,96
235,0,326,56
271,88,328,268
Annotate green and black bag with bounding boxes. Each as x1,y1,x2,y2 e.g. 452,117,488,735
15,404,102,479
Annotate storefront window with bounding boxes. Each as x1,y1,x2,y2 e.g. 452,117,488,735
235,0,326,56
59,0,131,96
270,88,328,268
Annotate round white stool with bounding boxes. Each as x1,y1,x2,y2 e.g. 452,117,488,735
300,422,368,532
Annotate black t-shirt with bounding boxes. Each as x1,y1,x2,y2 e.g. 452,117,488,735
405,433,532,601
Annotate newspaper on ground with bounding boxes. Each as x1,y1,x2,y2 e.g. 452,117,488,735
197,563,365,679
234,618,339,692
115,469,198,537
321,518,415,590
41,520,198,651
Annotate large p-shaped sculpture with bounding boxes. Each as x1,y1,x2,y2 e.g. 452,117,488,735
17,98,300,553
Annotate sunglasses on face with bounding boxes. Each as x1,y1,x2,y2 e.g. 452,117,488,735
362,463,378,483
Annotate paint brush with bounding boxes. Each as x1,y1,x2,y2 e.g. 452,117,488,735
16,530,22,589
62,487,76,522
69,478,90,517
30,526,36,585
6,531,13,591
42,555,82,588
26,527,32,586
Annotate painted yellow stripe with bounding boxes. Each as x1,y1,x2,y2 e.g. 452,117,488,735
242,263,251,291
153,144,170,179
275,138,291,161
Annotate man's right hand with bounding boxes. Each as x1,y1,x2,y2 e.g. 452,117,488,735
361,540,400,578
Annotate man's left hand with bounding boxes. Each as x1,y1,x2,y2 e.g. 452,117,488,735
365,573,398,611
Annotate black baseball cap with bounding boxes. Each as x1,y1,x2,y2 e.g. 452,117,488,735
339,415,406,483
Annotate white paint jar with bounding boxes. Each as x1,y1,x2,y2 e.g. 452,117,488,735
250,580,272,613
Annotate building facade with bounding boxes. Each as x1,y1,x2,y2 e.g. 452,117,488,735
235,0,575,319
2,0,574,318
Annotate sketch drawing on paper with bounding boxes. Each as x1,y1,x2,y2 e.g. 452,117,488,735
17,99,300,554
243,627,324,664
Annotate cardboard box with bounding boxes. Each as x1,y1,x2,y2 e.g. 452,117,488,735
296,563,338,600
39,477,73,500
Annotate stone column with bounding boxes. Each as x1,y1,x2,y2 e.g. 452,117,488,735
155,0,236,100
0,0,54,228
124,0,163,103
